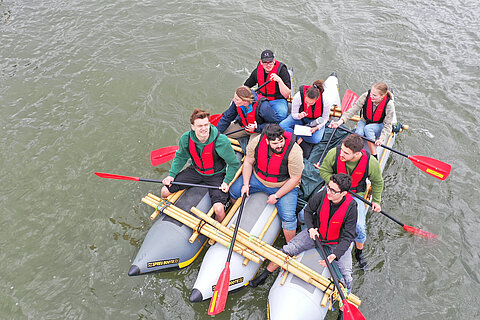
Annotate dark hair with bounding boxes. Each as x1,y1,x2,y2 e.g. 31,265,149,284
264,124,285,141
190,108,210,124
306,79,324,99
342,134,364,153
330,173,352,192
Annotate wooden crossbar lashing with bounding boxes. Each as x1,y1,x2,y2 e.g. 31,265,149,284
190,207,361,308
242,208,278,266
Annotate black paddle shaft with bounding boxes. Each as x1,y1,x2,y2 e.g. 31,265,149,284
347,190,404,227
139,179,220,189
226,196,247,262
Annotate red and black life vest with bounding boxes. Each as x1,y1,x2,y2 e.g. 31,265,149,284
299,85,323,119
256,61,285,101
362,90,390,124
333,145,370,193
236,96,268,127
316,192,353,244
188,130,225,175
254,131,295,183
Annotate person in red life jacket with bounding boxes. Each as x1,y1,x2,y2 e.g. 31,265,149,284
244,50,291,121
249,173,357,297
161,108,241,222
229,124,304,242
216,86,282,139
319,134,384,269
330,82,395,159
279,79,330,144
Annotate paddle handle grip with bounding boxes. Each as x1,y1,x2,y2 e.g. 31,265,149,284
347,191,405,227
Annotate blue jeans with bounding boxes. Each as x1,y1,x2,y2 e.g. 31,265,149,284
353,196,367,244
355,120,383,140
229,173,298,230
269,99,289,122
281,229,353,291
280,115,325,144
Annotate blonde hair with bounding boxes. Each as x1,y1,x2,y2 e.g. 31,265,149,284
235,86,254,103
372,82,393,99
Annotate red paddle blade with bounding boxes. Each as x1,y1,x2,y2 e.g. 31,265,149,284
208,262,230,315
209,114,223,127
403,225,438,239
343,300,366,320
408,155,451,181
341,90,359,114
94,172,139,181
150,145,179,166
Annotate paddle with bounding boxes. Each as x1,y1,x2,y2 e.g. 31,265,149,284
209,80,273,127
314,127,338,168
337,126,451,180
208,196,247,315
94,172,221,189
150,127,245,166
348,191,438,239
315,235,366,320
341,90,359,114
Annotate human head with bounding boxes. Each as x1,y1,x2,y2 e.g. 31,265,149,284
339,134,364,162
370,82,388,103
327,173,352,202
260,49,276,72
190,108,211,141
233,86,254,107
264,124,286,154
305,80,325,105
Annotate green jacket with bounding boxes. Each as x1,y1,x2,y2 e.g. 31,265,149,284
319,147,384,203
169,125,240,184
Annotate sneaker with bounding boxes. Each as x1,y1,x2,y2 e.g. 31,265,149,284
355,248,367,270
249,269,271,287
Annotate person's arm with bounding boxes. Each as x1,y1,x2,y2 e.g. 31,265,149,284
308,96,331,129
304,191,324,230
271,65,291,99
368,156,384,205
168,133,190,178
330,92,367,129
318,148,336,182
290,92,303,120
240,155,255,196
244,68,258,88
216,101,239,133
332,200,358,259
378,100,395,143
216,135,241,184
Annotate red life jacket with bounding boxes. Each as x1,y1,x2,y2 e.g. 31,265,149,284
299,85,323,119
236,96,268,127
318,192,353,244
254,131,295,183
333,146,369,193
256,61,284,101
362,90,390,124
188,130,225,175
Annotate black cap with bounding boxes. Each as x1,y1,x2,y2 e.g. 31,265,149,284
261,50,274,62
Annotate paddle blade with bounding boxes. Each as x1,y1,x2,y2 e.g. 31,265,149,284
403,225,438,239
94,172,139,181
408,155,451,181
341,90,359,113
208,262,230,315
210,114,223,127
150,146,179,166
343,300,366,320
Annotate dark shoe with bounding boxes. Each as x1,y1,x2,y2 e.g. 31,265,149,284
337,310,343,320
372,154,378,160
355,248,367,269
249,269,271,287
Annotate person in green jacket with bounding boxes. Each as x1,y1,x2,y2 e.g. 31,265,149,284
161,108,241,222
319,133,384,269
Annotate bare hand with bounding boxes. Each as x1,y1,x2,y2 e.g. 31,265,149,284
310,126,318,134
162,176,175,186
375,138,384,146
319,254,336,267
241,184,250,197
245,122,257,133
371,202,382,212
298,111,308,119
267,194,278,204
269,73,281,82
329,120,342,128
308,228,319,240
219,182,229,193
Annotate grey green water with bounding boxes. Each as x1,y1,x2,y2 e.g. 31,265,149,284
1,0,479,319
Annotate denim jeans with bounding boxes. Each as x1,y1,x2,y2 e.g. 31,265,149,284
280,115,325,144
230,173,298,230
353,196,367,244
269,99,289,122
355,120,383,140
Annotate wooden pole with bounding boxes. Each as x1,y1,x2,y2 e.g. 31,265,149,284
242,208,278,266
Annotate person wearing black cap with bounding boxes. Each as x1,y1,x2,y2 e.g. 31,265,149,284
244,50,291,122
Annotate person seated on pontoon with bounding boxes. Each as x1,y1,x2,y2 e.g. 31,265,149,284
244,50,291,121
229,124,303,243
216,86,282,139
330,82,395,159
279,79,330,144
161,108,241,222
